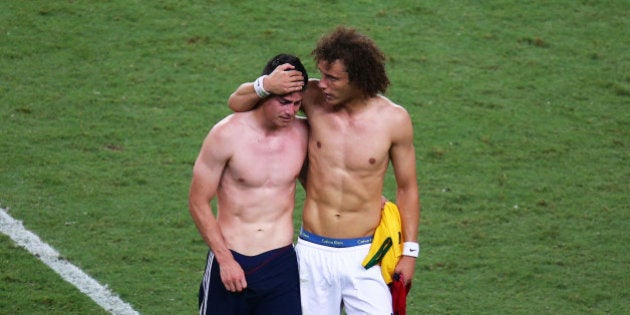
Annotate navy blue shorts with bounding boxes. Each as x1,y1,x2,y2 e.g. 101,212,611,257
198,245,301,315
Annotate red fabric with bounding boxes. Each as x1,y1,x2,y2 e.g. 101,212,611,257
390,273,411,315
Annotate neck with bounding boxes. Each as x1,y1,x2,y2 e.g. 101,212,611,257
335,95,371,116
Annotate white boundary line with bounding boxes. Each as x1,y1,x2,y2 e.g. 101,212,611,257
0,207,139,315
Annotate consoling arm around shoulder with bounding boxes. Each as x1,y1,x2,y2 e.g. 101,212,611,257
228,63,305,112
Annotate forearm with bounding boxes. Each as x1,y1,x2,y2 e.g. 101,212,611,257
395,186,420,285
188,200,234,263
228,82,259,112
397,187,420,243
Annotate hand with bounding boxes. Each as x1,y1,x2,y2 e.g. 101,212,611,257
264,63,304,95
394,256,416,287
219,258,247,292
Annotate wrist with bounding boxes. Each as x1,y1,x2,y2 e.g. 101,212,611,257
402,242,420,258
254,75,270,98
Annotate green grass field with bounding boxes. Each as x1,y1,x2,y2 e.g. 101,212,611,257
1,1,628,314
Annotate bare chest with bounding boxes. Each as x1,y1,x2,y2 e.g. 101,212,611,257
227,132,307,187
310,112,391,171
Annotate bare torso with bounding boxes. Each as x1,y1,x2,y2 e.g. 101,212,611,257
302,87,404,238
216,113,308,255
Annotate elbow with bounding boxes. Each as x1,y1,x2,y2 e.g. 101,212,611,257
188,197,199,215
188,189,205,214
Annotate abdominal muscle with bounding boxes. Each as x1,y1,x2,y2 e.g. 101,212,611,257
216,186,296,256
302,164,385,239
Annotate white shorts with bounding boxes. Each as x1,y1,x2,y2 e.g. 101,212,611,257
296,236,392,315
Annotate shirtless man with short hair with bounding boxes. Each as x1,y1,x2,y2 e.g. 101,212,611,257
228,27,420,315
189,54,308,315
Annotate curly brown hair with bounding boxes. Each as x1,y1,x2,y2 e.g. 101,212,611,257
312,26,390,97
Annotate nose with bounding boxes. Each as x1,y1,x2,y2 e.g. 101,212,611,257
318,78,327,90
285,104,297,116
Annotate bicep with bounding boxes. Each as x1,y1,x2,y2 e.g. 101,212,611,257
190,159,222,201
190,134,231,201
389,113,417,189
390,143,417,190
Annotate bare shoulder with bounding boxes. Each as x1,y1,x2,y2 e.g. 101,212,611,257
211,112,250,133
290,116,310,143
375,95,412,122
370,95,414,145
306,79,320,93
303,79,324,113
203,113,250,148
294,115,309,129
194,114,243,166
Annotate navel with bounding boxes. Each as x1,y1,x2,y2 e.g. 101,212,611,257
317,141,322,148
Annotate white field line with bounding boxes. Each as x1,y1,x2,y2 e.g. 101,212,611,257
0,208,139,315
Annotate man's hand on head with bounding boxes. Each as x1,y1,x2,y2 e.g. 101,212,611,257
265,63,304,95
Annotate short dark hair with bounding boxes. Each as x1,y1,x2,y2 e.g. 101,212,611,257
312,26,389,97
262,54,309,92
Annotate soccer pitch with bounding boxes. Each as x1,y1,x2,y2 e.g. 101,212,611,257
1,1,628,314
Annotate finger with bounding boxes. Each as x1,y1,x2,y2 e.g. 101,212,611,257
275,63,295,72
404,278,413,287
284,70,302,80
234,279,246,292
224,282,233,292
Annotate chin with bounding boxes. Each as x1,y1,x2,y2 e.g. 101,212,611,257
323,97,338,107
277,119,292,126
